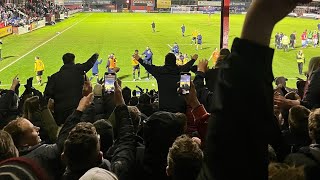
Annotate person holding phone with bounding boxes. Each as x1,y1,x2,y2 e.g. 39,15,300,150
134,52,198,113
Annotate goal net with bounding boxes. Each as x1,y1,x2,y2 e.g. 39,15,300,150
171,6,191,14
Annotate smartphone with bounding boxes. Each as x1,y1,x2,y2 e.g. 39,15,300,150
180,72,191,95
136,91,141,97
104,73,116,92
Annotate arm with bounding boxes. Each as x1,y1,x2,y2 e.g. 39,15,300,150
56,93,93,151
44,75,55,101
40,107,59,142
110,81,136,179
76,53,99,73
198,1,299,179
137,58,160,76
301,71,320,109
0,76,19,110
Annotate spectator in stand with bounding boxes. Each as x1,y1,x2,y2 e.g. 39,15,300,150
0,76,20,127
134,53,197,113
3,92,94,179
0,130,19,161
285,108,320,180
282,105,311,154
44,53,98,125
166,135,203,180
62,81,136,180
196,0,299,179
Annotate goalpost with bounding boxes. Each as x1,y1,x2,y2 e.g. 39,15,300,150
170,6,191,14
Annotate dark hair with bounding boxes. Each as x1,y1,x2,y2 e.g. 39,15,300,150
129,96,139,106
165,53,177,66
0,130,18,161
63,122,100,171
220,48,230,56
288,105,310,135
139,93,151,104
308,108,320,143
122,87,132,105
167,135,203,180
62,53,75,64
93,120,113,154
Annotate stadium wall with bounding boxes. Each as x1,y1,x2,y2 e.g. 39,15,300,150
12,18,46,35
0,26,13,38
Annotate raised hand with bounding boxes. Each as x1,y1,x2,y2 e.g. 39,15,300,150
77,93,94,112
197,59,209,73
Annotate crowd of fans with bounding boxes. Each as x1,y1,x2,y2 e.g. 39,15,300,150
0,1,66,27
2,0,320,180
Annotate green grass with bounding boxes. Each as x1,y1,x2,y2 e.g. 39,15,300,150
0,13,319,91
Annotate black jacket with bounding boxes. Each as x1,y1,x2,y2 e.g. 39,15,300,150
138,58,195,113
301,68,320,109
197,38,276,180
193,71,214,112
0,90,18,128
44,56,96,125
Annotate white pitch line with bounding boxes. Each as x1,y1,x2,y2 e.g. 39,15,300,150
167,44,172,48
0,13,92,73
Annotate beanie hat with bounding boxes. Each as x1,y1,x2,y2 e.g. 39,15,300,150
0,157,49,180
79,167,118,180
93,84,103,97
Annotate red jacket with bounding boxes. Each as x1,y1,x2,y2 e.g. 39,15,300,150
186,104,210,144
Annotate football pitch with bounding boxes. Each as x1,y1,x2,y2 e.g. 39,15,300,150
0,13,319,91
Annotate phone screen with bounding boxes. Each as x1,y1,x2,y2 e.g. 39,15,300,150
180,73,191,94
105,73,116,92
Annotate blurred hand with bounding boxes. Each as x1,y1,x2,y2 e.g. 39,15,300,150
249,0,298,25
77,93,94,112
82,76,92,96
192,54,199,61
10,75,20,91
274,95,290,109
197,59,209,73
192,137,202,146
114,80,125,106
184,81,200,109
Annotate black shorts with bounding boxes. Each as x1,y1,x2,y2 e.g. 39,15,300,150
192,37,196,40
133,65,140,71
37,71,43,76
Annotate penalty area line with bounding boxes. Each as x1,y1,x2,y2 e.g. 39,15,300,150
0,13,92,73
